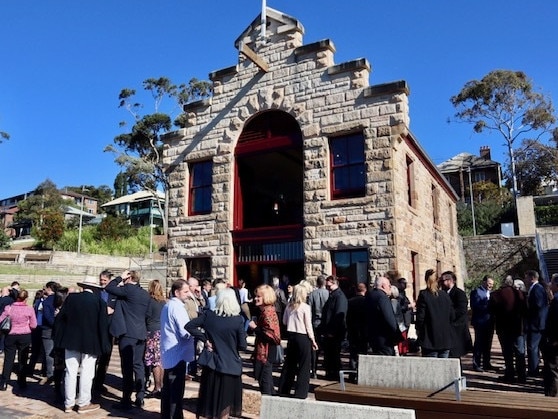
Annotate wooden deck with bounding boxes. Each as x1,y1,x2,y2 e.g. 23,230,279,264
315,382,558,419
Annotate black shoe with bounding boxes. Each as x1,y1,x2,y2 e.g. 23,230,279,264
112,402,133,411
472,364,484,372
0,381,7,391
499,375,516,383
134,398,144,408
147,390,161,399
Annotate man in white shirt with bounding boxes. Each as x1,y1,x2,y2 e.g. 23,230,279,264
160,279,195,419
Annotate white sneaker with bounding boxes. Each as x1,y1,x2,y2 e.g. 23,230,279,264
78,403,100,414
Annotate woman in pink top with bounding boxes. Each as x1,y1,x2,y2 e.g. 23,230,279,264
278,284,318,399
0,289,37,391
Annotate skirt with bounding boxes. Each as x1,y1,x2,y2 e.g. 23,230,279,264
144,330,161,367
197,366,242,419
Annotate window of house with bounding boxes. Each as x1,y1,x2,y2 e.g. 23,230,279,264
186,257,211,280
473,171,486,182
329,133,365,199
332,248,369,295
432,184,440,226
189,160,213,215
406,156,417,208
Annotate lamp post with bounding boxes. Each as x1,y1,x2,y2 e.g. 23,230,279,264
77,187,89,254
467,166,477,236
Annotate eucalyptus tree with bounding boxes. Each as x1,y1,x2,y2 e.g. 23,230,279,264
451,70,556,197
105,77,212,233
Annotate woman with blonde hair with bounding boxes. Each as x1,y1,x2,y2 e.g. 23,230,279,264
248,284,281,395
278,284,318,398
186,287,247,418
415,269,454,358
144,279,166,398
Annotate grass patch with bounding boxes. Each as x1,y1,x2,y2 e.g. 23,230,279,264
0,265,73,276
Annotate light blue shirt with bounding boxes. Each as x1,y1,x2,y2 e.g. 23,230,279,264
160,297,195,369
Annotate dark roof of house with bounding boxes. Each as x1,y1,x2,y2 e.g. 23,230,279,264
437,152,500,173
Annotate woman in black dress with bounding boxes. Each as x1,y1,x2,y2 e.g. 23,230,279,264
185,287,247,419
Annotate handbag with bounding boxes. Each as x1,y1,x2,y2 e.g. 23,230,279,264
0,307,12,335
198,347,216,370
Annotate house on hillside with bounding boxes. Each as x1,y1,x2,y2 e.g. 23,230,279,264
102,191,165,228
1,190,99,238
161,7,464,299
437,146,502,202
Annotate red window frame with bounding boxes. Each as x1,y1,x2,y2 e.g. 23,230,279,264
330,133,366,199
189,160,213,215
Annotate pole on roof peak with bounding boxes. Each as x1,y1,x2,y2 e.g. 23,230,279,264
261,0,267,41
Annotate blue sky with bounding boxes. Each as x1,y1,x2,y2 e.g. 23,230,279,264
1,0,557,199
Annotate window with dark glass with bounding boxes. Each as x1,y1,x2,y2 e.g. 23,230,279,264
332,248,369,295
189,160,213,215
330,133,365,199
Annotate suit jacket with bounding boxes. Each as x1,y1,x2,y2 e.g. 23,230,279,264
416,289,454,351
365,288,399,351
54,290,111,356
447,286,472,357
320,287,347,339
489,285,525,337
470,286,493,328
186,310,247,376
105,277,150,340
527,282,549,332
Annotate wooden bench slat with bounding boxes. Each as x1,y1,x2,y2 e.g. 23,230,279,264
315,383,557,419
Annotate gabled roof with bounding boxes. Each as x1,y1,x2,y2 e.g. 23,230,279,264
437,152,500,173
101,190,165,208
234,7,304,49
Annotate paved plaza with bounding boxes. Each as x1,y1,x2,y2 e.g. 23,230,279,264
0,333,547,418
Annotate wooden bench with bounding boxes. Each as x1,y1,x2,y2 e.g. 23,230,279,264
0,253,19,262
23,253,52,263
355,355,463,392
260,394,415,419
315,382,557,419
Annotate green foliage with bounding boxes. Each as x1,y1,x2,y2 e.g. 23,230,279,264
457,200,515,236
114,172,129,198
58,225,152,256
512,139,558,196
34,210,65,249
16,179,65,225
95,214,134,241
105,76,212,233
535,205,558,226
451,69,557,196
0,230,10,250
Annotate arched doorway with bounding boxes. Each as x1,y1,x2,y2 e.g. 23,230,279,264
233,111,304,291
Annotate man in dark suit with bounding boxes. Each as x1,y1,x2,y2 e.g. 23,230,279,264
366,277,399,356
93,270,116,393
54,277,110,414
441,271,472,360
106,270,150,410
319,276,348,380
543,273,558,396
490,276,526,383
347,282,368,372
470,275,495,372
525,269,549,377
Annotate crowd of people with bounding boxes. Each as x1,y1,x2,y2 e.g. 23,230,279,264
2,267,558,417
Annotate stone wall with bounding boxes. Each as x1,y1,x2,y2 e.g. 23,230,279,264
162,9,462,286
461,234,537,286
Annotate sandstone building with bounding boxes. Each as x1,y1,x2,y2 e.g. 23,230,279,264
162,8,463,299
